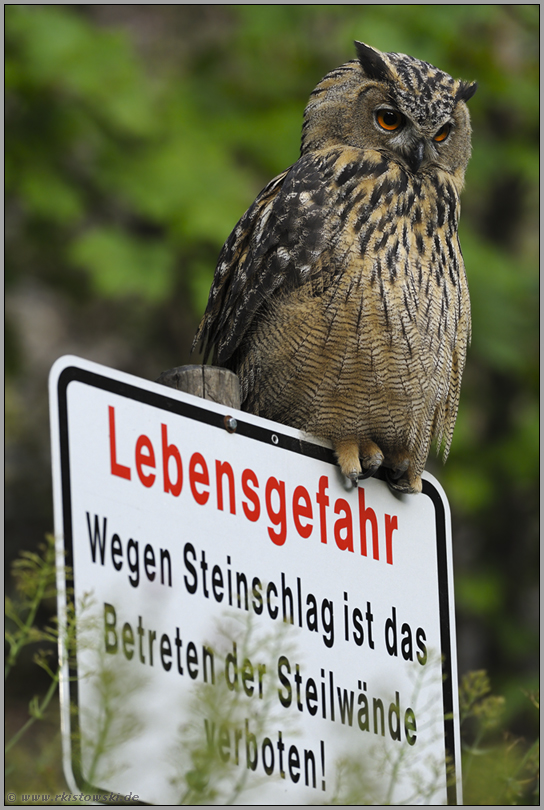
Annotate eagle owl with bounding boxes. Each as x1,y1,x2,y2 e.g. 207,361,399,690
193,42,476,494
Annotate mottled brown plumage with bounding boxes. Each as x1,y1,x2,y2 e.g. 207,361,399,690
193,42,476,493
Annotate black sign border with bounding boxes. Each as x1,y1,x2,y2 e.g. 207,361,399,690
54,362,460,806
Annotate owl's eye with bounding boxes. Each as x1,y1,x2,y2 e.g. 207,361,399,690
375,109,404,132
433,122,451,142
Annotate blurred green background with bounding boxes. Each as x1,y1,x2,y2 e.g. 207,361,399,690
5,3,539,802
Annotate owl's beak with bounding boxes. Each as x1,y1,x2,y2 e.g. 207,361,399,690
407,140,425,173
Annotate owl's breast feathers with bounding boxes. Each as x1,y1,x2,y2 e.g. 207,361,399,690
194,146,470,470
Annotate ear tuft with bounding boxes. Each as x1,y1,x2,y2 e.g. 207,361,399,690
456,80,477,103
354,41,393,82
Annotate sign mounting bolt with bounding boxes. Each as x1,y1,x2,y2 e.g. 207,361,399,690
224,415,238,433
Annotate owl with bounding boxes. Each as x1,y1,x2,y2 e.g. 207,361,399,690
193,42,476,494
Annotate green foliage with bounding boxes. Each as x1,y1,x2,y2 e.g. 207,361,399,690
5,536,66,757
69,227,176,301
5,536,59,682
460,671,539,805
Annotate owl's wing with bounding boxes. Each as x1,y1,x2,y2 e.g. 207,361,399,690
193,152,334,364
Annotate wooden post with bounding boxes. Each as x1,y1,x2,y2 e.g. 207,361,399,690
156,364,241,410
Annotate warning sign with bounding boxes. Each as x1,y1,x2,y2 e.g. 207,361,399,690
49,355,462,805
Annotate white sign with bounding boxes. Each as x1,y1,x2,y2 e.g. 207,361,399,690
50,355,462,806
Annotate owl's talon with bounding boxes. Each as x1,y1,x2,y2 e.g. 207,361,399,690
384,468,401,487
357,464,381,481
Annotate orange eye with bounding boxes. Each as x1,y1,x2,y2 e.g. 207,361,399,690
375,109,404,132
434,122,451,142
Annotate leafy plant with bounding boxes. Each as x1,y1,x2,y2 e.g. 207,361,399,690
5,535,67,754
460,670,539,805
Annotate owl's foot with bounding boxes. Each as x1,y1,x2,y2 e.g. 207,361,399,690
358,439,385,480
384,465,423,494
333,438,384,482
334,438,362,482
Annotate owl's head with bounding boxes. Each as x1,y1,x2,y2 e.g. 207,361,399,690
301,42,477,184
